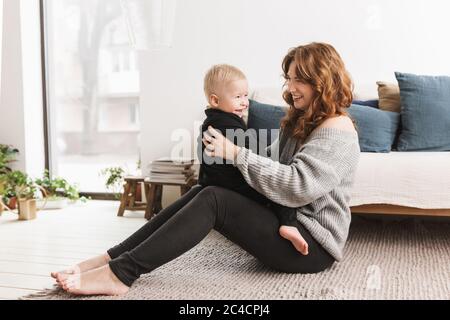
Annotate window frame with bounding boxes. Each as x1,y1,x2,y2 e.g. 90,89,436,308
39,0,121,200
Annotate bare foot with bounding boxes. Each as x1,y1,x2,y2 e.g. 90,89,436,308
279,225,309,255
51,253,111,284
60,265,129,296
51,267,77,282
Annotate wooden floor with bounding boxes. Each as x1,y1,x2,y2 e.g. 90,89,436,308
0,201,147,300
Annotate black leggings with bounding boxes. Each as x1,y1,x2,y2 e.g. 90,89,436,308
107,186,335,287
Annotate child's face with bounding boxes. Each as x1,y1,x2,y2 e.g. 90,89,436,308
286,62,314,111
213,79,249,118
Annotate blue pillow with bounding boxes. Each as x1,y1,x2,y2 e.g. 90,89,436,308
247,99,286,147
348,104,400,153
352,99,379,108
395,72,450,151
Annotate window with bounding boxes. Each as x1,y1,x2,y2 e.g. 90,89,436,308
129,103,140,125
43,0,141,193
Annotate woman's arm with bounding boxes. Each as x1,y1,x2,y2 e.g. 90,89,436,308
203,121,360,208
235,138,358,207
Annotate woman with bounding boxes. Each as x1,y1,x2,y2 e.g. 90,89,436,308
52,42,360,296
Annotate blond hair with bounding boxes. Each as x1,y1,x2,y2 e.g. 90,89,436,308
204,64,246,100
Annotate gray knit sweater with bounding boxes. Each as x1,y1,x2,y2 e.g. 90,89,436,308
236,127,360,261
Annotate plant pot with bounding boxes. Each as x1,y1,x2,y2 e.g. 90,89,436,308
8,197,17,210
18,199,37,221
37,197,68,210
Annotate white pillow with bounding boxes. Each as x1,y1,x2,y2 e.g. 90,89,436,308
243,87,286,125
353,83,378,101
250,87,286,106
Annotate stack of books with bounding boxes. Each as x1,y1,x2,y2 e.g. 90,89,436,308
147,157,196,184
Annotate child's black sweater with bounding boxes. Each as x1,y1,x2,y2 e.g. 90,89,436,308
198,108,259,194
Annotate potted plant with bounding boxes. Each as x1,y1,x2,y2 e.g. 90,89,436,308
0,144,19,175
0,171,21,211
0,175,8,215
0,144,19,213
100,166,126,199
2,170,38,220
100,158,143,200
35,170,86,209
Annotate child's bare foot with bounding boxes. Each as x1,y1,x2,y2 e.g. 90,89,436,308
279,225,309,255
60,265,129,296
51,253,111,284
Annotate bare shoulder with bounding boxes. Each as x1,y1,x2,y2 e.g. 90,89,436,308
318,116,356,133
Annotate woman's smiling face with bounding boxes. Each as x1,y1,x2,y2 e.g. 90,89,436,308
286,62,314,110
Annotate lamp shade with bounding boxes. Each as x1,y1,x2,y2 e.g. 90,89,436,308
120,0,177,50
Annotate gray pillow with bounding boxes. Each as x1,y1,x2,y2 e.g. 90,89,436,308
348,104,400,153
248,101,400,153
395,72,450,151
247,99,286,147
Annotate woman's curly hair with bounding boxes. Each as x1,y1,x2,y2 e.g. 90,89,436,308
280,43,354,142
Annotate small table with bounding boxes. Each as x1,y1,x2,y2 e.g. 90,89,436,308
117,177,148,217
144,178,198,220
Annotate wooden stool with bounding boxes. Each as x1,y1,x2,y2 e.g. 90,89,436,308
144,178,197,220
117,177,149,217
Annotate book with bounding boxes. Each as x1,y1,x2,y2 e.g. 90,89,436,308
150,165,192,173
147,157,197,184
149,169,195,177
150,157,195,166
147,174,196,184
147,177,192,184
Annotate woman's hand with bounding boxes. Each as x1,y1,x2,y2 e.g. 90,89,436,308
202,126,241,162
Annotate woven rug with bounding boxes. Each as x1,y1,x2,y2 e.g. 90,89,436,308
21,217,450,300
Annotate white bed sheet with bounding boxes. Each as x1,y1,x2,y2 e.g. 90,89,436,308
251,88,450,209
350,151,450,209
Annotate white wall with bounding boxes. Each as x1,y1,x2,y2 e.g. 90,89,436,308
0,0,3,90
0,0,26,170
0,0,45,177
140,0,450,169
2,0,449,180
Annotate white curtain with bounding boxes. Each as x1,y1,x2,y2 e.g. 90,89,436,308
0,0,3,91
120,0,177,50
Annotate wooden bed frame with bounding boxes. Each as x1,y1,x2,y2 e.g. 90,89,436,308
351,204,450,217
